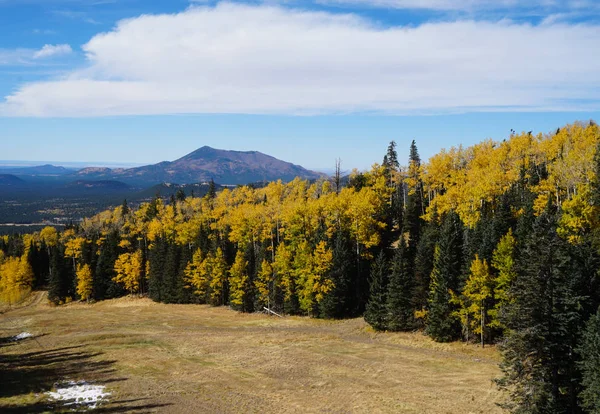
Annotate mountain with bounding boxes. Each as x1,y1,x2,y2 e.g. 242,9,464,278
0,164,73,176
74,146,322,186
0,174,26,187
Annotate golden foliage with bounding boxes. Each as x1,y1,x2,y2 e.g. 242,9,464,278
76,263,93,301
113,251,143,295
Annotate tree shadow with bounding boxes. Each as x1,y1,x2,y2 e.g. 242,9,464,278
1,398,173,413
0,345,121,399
0,337,169,412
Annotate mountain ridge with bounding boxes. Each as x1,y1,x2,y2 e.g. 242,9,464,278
74,146,322,186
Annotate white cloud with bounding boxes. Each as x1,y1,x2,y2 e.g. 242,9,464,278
1,2,600,117
316,0,599,12
0,49,33,66
33,44,73,59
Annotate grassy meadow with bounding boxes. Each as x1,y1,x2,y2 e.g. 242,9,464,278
1,293,504,413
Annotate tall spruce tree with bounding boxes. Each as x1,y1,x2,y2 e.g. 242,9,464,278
412,209,440,321
403,140,424,258
148,237,167,302
320,230,355,319
498,206,589,413
386,243,415,331
425,211,463,342
579,307,600,413
364,251,388,330
48,245,75,304
94,230,122,300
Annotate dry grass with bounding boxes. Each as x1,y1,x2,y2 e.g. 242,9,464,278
0,293,505,413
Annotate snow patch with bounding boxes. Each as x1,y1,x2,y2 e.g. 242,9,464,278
12,332,33,341
46,381,110,409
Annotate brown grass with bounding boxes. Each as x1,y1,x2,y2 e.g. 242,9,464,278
0,293,505,413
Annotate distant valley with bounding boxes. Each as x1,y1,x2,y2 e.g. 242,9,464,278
0,146,323,231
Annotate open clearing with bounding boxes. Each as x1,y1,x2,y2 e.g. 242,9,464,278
1,293,504,413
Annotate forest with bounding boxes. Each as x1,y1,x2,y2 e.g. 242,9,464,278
1,121,600,413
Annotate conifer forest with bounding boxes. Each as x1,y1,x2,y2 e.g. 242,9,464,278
2,121,600,412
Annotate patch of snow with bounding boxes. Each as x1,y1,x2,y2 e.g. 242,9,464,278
46,381,110,409
12,332,33,341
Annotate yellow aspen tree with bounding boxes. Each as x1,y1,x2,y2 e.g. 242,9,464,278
39,226,59,247
64,236,87,270
76,263,93,302
209,248,228,306
113,250,143,295
311,241,333,304
462,255,493,347
255,259,274,308
490,229,517,331
0,255,34,305
274,242,294,305
185,249,210,301
228,250,248,309
295,241,315,315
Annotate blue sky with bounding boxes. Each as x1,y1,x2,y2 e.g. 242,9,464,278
0,0,599,171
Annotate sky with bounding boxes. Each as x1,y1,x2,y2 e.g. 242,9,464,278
0,0,599,171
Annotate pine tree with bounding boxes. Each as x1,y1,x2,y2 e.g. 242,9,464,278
498,207,588,413
319,230,355,319
579,307,600,413
386,244,415,331
364,251,388,330
48,245,75,304
412,210,439,322
425,211,463,342
384,141,399,173
94,230,122,300
148,236,167,302
403,140,424,260
207,179,217,200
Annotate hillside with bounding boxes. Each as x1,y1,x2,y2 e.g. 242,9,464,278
0,295,503,413
0,174,26,187
75,146,322,186
0,164,73,176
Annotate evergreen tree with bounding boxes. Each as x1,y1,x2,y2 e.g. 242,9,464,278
160,242,186,303
27,241,50,289
207,179,217,200
412,210,439,321
364,251,388,330
579,307,600,413
48,245,75,304
386,244,415,331
148,237,167,302
425,211,463,342
319,230,355,319
498,207,588,413
403,140,424,258
94,230,122,300
386,140,399,172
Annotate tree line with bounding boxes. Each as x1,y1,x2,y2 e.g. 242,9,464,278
1,121,600,412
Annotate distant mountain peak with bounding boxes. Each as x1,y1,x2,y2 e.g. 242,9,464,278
72,146,322,186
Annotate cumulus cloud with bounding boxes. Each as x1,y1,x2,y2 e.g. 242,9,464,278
1,2,600,117
32,44,73,59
